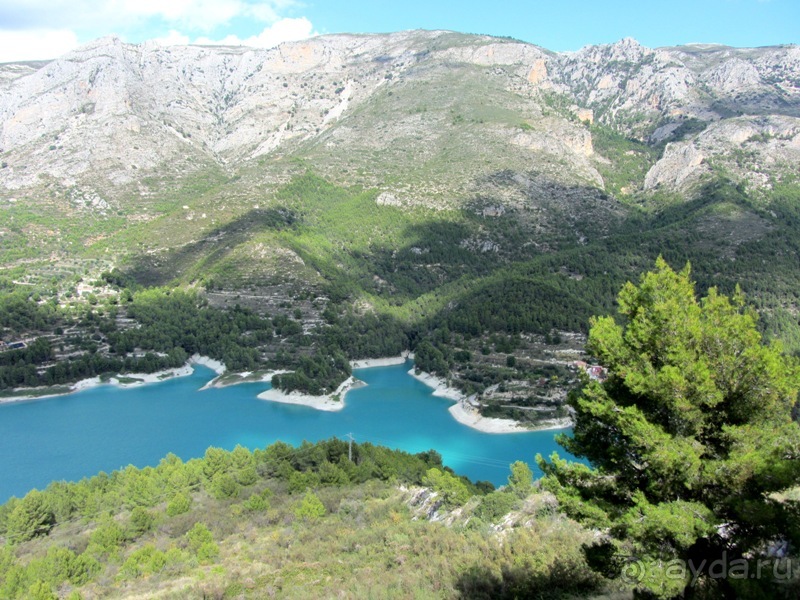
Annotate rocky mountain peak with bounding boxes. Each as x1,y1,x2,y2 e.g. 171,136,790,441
0,31,797,201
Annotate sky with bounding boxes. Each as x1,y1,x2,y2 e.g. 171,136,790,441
0,0,798,63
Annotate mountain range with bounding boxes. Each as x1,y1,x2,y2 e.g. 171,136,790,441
1,31,799,350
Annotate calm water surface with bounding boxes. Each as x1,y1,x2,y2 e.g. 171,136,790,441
0,362,574,501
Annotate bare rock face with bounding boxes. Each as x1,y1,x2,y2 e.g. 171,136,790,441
0,31,798,205
645,142,708,190
645,115,800,191
549,38,698,130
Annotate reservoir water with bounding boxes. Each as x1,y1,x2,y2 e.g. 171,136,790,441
0,362,573,502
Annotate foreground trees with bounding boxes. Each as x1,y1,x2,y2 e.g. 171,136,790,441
538,258,800,598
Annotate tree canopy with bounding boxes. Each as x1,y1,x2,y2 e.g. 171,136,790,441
537,258,800,598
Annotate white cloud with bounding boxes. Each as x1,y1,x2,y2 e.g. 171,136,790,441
152,30,191,46
191,17,315,48
0,0,303,35
115,0,248,32
0,2,312,61
0,28,79,62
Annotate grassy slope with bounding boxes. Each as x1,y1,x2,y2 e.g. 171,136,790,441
0,442,610,600
42,166,799,353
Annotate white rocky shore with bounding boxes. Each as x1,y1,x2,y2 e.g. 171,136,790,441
256,354,410,410
408,368,572,434
94,354,227,390
257,376,365,411
407,369,530,433
350,353,411,369
0,355,227,403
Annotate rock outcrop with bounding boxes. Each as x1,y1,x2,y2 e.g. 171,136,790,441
0,31,798,203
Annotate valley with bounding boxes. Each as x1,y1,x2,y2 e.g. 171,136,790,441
1,27,800,598
2,32,800,426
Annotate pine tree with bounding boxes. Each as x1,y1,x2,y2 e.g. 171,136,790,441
537,258,800,598
6,490,55,543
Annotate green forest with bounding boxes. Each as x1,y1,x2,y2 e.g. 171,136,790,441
4,174,800,400
0,440,609,599
2,245,799,598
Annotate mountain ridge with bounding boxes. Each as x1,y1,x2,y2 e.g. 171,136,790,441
1,30,798,200
1,29,800,445
1,30,799,348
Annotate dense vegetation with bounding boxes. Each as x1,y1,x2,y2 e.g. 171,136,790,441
4,169,800,400
0,288,280,391
0,440,614,599
270,348,352,396
538,260,800,598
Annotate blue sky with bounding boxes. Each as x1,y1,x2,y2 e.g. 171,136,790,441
0,0,797,62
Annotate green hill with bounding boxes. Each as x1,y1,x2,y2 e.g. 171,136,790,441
0,441,609,599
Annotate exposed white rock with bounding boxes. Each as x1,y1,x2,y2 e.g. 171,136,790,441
0,32,797,201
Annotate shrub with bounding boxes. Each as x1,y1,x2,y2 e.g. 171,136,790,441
507,461,533,498
236,466,258,486
186,522,214,554
211,473,239,499
166,492,192,517
6,491,55,542
87,519,126,558
243,493,270,512
128,507,155,537
475,491,517,522
318,461,349,486
288,470,320,494
196,542,219,564
295,492,326,521
202,447,231,481
423,468,470,508
119,545,167,579
27,581,57,600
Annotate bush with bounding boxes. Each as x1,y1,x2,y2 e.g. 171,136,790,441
319,461,350,486
119,545,167,579
186,522,214,554
23,546,100,589
184,523,219,563
6,491,55,542
423,468,471,508
288,470,321,494
196,542,220,564
475,491,517,522
128,507,155,537
507,461,533,498
295,492,326,521
211,473,239,499
166,492,192,517
243,493,270,512
236,465,258,486
202,447,232,481
87,519,126,558
26,581,57,600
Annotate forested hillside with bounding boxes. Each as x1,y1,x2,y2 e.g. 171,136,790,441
0,440,608,599
1,33,799,408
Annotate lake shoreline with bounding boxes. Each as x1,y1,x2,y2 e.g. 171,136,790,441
0,354,226,404
256,354,412,410
0,353,410,405
407,368,573,434
256,376,366,411
351,353,412,369
199,354,412,391
1,355,572,434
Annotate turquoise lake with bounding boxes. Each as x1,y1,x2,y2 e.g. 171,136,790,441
0,361,574,502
